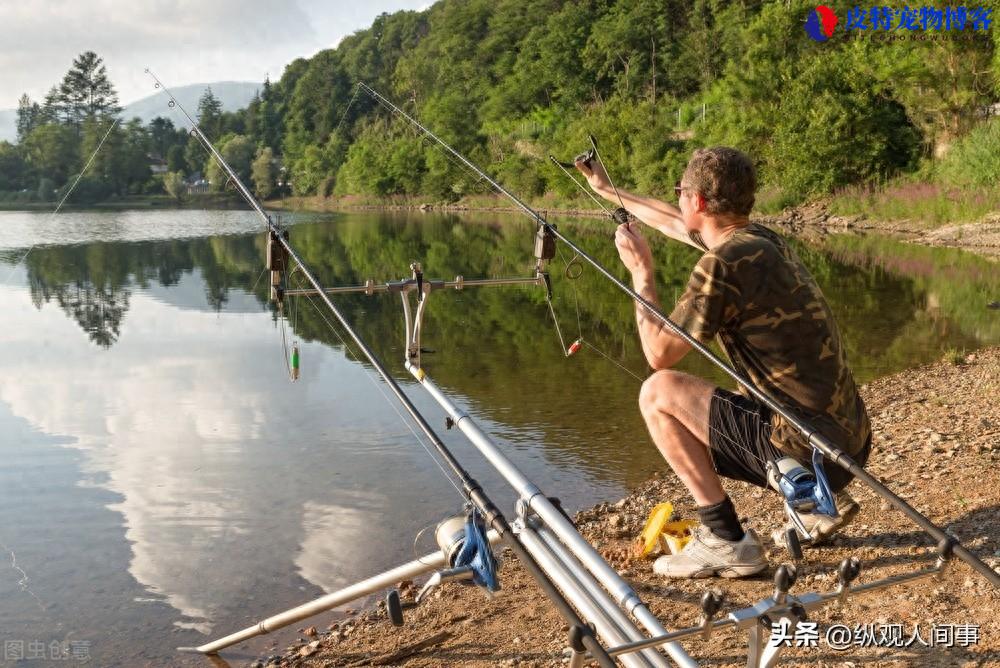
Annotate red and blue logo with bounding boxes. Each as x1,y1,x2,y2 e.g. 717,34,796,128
805,5,839,41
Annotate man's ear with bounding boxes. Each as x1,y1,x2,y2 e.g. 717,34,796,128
693,192,707,213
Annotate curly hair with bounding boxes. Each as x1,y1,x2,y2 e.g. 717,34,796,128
683,147,756,216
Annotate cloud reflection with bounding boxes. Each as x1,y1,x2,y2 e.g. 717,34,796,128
0,283,442,635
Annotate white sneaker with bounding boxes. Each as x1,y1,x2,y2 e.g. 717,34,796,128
653,526,767,579
772,491,860,548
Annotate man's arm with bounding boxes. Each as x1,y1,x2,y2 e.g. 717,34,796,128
614,223,692,369
576,157,702,250
632,271,692,370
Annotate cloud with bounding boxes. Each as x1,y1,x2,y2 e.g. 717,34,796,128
0,0,428,108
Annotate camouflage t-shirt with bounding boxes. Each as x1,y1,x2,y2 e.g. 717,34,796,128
670,223,870,459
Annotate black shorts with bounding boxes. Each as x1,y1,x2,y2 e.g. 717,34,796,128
707,388,869,493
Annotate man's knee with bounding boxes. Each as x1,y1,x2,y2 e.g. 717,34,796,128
639,369,684,418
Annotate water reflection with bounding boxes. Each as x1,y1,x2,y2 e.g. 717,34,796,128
0,209,997,665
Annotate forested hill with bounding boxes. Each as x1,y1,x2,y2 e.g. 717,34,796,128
4,1,998,209
245,0,997,206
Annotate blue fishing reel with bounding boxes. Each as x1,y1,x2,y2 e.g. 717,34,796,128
767,450,838,547
452,509,500,592
386,507,499,627
774,449,838,515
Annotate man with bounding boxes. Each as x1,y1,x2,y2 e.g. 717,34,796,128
576,147,871,578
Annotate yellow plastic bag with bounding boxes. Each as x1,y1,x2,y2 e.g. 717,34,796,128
633,502,699,557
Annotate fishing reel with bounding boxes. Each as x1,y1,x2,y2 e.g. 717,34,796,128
386,509,500,627
766,449,838,552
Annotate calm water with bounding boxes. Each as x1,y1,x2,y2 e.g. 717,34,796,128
0,209,997,666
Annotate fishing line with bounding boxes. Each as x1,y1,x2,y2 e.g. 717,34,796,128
289,271,467,500
332,85,361,139
249,267,268,294
2,116,122,286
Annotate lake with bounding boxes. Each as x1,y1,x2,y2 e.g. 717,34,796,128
0,208,997,666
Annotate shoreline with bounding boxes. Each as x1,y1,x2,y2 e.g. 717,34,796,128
267,195,1000,260
5,192,997,259
241,349,1000,668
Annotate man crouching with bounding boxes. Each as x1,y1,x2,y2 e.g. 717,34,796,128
576,147,871,578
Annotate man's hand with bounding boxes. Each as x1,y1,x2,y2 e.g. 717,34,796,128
614,222,654,277
574,154,611,192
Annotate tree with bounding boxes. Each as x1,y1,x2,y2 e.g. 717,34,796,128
22,124,79,186
148,117,178,157
16,94,43,143
166,144,186,172
205,135,254,191
0,141,28,191
53,51,121,127
196,87,224,139
251,146,277,199
163,171,187,202
116,118,153,194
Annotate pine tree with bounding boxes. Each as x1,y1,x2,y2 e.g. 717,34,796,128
55,51,121,127
16,94,42,143
196,87,224,139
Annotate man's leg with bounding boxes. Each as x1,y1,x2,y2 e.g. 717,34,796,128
638,369,766,578
638,369,722,505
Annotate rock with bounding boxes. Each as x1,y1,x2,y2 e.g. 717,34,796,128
298,641,320,657
304,626,318,637
608,514,624,528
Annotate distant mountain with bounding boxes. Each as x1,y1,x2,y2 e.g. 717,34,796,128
121,81,262,127
0,81,261,143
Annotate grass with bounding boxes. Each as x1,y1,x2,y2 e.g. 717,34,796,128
941,347,967,365
828,179,1000,228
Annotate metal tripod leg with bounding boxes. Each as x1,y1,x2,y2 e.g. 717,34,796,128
745,621,784,668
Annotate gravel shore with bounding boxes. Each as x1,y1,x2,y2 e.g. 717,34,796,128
242,347,1000,668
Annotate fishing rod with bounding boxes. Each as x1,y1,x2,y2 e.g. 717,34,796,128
144,69,617,667
354,81,1000,591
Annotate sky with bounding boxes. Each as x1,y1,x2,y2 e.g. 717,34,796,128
0,1,431,110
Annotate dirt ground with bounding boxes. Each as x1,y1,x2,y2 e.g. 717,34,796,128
239,347,1000,668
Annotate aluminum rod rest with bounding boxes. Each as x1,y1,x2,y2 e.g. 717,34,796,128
407,362,697,668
